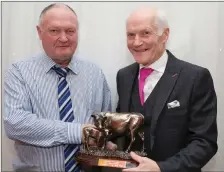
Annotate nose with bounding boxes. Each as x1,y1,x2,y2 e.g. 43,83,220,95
58,32,68,42
133,35,143,47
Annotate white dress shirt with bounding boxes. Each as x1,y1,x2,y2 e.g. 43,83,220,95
139,51,168,102
4,52,111,171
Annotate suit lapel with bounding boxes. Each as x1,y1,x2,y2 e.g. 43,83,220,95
122,63,139,111
149,50,183,149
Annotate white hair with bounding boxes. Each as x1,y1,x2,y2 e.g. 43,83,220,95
154,9,169,36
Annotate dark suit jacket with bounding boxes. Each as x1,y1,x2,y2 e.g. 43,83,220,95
115,50,218,172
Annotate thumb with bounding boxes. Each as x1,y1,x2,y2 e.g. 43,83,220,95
129,152,143,163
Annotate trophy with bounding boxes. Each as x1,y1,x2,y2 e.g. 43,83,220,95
75,112,147,169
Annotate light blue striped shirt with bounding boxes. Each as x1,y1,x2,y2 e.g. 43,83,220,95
4,52,112,171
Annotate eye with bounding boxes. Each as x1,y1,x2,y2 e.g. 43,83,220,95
67,30,76,35
49,29,59,34
144,31,150,35
50,29,57,32
127,33,135,37
143,30,153,36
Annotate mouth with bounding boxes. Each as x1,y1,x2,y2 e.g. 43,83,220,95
58,46,70,48
133,49,149,52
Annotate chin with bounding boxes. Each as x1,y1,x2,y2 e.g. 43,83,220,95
134,57,148,65
57,53,73,58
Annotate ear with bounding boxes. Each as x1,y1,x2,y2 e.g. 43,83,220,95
161,28,169,44
36,25,43,40
102,115,108,122
101,112,107,116
91,114,96,118
91,112,99,119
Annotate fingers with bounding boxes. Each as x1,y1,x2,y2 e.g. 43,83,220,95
129,152,143,163
81,124,97,143
122,152,144,172
122,167,138,172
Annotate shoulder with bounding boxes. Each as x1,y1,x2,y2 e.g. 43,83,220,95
177,58,212,81
180,59,207,73
117,63,138,76
6,53,42,74
74,58,106,80
167,50,211,80
4,53,44,85
76,58,102,73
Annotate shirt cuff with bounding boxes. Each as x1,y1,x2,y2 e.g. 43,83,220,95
67,123,82,144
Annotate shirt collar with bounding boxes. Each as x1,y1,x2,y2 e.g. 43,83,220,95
139,50,168,73
41,51,80,75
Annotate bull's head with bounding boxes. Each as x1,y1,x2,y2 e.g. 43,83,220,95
91,112,106,130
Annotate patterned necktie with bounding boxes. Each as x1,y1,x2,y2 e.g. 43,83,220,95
52,66,81,172
139,68,154,105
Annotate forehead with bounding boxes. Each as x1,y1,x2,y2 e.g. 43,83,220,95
126,13,156,32
41,7,78,28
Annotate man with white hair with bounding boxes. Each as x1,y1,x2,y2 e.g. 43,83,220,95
4,3,112,172
115,7,218,172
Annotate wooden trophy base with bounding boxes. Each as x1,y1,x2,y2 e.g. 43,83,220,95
76,154,138,168
75,147,147,169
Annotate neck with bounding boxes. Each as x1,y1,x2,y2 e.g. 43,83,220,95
144,48,166,67
54,58,71,67
154,48,166,62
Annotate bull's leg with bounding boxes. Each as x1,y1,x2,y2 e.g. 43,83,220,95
83,131,87,150
83,139,86,150
101,135,108,150
86,135,90,151
102,129,109,150
142,142,145,153
101,137,105,150
126,128,136,153
96,136,101,150
125,117,142,153
138,132,145,153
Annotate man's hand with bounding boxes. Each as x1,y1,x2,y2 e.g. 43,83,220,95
81,125,118,150
122,152,161,172
81,124,96,145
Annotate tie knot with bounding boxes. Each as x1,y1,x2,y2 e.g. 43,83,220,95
140,68,154,80
52,66,69,78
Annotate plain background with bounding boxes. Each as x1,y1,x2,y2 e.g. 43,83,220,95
2,1,224,171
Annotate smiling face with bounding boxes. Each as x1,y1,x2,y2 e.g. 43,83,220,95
126,8,169,66
36,5,78,64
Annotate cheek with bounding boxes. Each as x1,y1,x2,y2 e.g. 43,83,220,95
69,36,78,48
43,36,57,47
144,38,158,47
71,35,78,43
127,41,134,49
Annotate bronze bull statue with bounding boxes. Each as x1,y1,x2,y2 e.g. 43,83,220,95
91,112,144,153
83,126,106,151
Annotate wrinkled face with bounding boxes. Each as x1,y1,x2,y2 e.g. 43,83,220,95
37,6,78,62
126,15,168,66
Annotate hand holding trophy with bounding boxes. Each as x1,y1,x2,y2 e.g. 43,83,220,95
75,112,147,169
